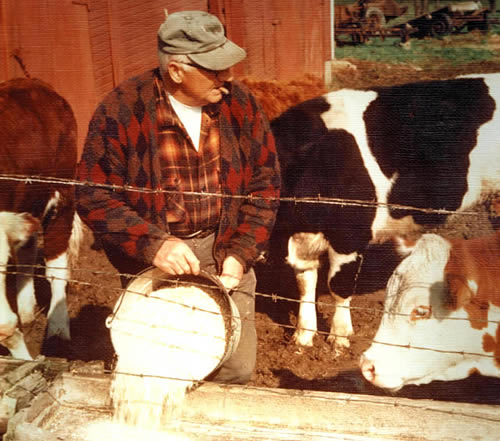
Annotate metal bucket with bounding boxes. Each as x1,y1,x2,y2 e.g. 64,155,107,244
105,268,241,378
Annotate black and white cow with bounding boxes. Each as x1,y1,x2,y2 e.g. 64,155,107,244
267,73,500,353
0,78,82,359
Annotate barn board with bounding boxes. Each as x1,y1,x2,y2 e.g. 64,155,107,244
5,371,500,441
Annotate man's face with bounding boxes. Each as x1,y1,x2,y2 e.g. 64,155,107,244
169,60,233,107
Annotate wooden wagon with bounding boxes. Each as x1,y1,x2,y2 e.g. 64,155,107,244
335,0,498,44
402,1,495,38
334,0,409,43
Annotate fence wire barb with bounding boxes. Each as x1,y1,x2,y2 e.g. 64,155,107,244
2,172,499,419
0,173,489,216
5,264,500,361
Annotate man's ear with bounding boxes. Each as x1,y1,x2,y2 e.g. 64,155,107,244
167,62,184,84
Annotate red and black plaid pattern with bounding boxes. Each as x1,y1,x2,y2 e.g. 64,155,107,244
76,69,280,275
154,77,221,236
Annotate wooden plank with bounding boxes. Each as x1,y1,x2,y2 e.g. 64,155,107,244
6,372,46,411
13,372,500,441
4,422,59,441
0,395,16,434
0,356,69,436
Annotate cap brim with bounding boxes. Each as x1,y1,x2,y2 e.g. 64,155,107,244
188,39,247,71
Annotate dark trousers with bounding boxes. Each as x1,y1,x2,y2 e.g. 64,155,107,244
184,233,257,385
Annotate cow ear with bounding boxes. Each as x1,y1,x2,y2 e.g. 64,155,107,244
7,213,40,251
446,272,490,329
393,235,418,257
444,272,472,310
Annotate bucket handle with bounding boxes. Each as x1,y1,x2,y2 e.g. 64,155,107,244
106,268,231,329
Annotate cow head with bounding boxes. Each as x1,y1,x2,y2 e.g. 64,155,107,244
360,233,500,391
0,212,40,254
0,212,40,341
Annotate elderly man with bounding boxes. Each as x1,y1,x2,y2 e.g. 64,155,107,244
76,10,280,384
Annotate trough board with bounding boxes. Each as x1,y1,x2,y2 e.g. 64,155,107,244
5,370,500,441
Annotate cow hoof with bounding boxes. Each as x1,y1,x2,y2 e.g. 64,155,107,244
47,302,71,340
1,329,33,360
327,335,351,356
292,330,315,347
47,322,71,341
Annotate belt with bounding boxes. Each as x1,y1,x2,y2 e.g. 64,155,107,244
176,227,217,239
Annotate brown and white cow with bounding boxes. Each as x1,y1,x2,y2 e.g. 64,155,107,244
264,73,500,353
0,78,82,359
360,231,500,391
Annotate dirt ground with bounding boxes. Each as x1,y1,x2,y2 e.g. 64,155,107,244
11,50,500,407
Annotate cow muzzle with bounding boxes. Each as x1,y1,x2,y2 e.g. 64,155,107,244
359,353,404,392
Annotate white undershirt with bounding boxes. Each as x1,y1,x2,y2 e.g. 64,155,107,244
168,94,202,151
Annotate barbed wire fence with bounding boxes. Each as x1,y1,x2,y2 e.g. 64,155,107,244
1,174,499,424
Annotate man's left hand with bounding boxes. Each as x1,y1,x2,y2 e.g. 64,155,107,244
219,256,243,291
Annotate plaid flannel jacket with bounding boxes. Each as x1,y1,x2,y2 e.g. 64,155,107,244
76,69,281,275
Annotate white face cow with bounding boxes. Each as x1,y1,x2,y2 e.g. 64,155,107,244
360,233,500,391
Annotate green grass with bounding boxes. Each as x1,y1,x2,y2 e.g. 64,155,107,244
334,35,498,66
334,0,500,67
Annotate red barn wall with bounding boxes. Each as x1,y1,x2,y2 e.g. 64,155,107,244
1,0,332,156
1,0,97,156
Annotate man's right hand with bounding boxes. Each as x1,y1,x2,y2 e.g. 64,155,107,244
153,238,200,276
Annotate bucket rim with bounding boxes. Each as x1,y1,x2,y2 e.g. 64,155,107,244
106,267,241,376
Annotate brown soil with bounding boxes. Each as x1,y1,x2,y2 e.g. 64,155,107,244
13,54,500,406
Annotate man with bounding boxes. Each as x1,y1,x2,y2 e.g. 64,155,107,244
76,10,280,384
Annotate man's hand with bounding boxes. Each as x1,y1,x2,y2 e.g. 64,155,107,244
153,238,200,276
219,256,243,291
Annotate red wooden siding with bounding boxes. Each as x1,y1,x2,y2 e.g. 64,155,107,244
0,0,97,156
1,0,332,156
211,0,330,81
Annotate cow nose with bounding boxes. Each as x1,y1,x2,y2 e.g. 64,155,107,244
360,354,376,382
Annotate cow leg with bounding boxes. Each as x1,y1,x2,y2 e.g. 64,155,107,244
0,235,19,341
293,267,319,346
16,233,38,325
329,295,353,354
45,253,71,340
287,233,330,347
0,255,32,360
0,214,38,359
42,199,75,341
1,329,33,360
325,247,358,354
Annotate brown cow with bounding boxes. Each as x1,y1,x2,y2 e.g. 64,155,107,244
0,78,82,359
361,231,500,390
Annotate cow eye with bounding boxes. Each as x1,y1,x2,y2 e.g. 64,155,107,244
410,305,432,321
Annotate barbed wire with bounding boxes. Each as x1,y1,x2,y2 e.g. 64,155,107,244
1,172,498,425
4,264,500,361
0,173,492,216
3,275,500,429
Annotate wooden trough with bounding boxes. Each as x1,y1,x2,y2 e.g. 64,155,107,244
3,357,500,441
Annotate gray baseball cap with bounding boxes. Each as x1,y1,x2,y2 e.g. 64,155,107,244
158,10,247,70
